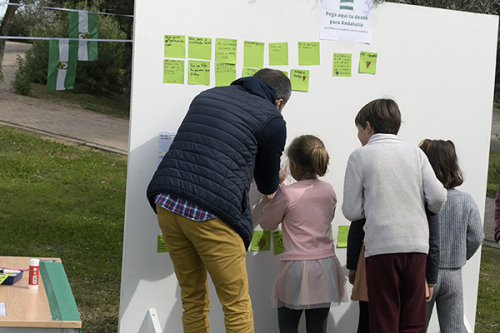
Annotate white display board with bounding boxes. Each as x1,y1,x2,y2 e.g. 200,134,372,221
119,1,498,332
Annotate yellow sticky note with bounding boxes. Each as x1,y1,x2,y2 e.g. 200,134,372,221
333,53,352,77
164,35,185,58
242,67,259,77
272,230,285,255
244,41,264,68
337,225,350,248
215,63,236,87
298,42,320,66
360,51,378,75
269,42,288,66
290,69,310,92
188,36,212,60
157,235,169,253
251,230,271,251
0,274,8,285
163,59,185,84
215,38,237,64
188,60,210,85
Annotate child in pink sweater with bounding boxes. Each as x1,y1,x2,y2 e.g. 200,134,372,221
260,135,348,333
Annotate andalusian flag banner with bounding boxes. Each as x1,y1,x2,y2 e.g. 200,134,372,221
47,39,78,90
69,11,98,61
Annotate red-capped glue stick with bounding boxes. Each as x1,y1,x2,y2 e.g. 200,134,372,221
28,258,40,290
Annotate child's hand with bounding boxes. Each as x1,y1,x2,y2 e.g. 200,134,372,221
279,165,287,183
349,270,356,285
426,286,434,302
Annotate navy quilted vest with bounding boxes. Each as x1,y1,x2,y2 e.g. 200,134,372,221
147,77,284,248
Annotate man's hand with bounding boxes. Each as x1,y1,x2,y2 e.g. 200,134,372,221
267,183,285,202
349,270,356,285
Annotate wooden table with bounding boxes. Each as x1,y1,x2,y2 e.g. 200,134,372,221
0,257,81,333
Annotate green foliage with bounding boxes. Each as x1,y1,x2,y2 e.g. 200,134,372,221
381,0,500,14
476,245,500,332
21,3,127,96
487,152,500,198
12,55,32,95
8,0,57,39
0,125,127,333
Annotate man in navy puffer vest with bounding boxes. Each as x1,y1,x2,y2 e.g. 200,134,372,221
147,68,291,333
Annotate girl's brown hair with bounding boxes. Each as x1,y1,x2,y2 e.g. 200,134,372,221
287,135,329,179
419,139,464,189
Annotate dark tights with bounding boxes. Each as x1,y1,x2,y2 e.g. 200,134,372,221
278,306,330,333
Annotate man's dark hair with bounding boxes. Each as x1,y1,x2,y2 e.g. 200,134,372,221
253,68,292,104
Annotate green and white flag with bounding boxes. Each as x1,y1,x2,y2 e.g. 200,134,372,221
47,39,78,91
69,11,98,61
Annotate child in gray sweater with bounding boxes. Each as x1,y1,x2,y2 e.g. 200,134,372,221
419,139,484,333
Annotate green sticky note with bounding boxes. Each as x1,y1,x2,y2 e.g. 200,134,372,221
163,59,185,84
360,51,378,74
215,63,236,87
281,71,288,77
333,53,352,77
251,230,271,251
290,69,310,92
244,41,264,68
272,230,285,255
242,67,259,77
337,225,350,248
215,38,237,64
188,60,210,85
269,42,288,66
0,274,8,284
298,42,320,66
157,235,169,253
188,36,212,60
164,35,185,58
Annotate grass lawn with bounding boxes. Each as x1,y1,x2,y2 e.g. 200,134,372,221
476,245,500,332
29,83,130,119
0,125,126,332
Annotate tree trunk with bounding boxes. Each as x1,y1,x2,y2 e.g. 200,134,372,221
0,2,18,82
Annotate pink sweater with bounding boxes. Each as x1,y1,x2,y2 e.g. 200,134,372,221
259,179,337,260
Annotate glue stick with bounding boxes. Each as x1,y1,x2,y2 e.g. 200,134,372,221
28,258,40,290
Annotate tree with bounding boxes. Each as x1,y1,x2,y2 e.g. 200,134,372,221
381,0,500,102
0,0,18,82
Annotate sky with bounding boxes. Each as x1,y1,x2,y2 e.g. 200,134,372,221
0,5,6,21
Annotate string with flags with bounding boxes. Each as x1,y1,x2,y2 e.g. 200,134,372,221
0,3,133,90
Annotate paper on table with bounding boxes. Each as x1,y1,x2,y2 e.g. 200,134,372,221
0,302,6,317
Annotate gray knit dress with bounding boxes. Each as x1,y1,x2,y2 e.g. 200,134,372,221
426,188,484,333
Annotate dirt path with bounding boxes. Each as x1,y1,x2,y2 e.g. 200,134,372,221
0,41,129,154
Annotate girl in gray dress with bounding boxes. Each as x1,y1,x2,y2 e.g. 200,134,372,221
419,139,484,333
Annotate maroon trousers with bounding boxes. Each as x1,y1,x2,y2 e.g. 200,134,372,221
366,253,427,333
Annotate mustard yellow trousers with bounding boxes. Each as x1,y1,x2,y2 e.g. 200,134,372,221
157,205,254,333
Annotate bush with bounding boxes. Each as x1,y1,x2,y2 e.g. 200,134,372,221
12,55,32,95
21,3,127,96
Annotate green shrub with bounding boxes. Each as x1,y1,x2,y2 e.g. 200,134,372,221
487,152,500,198
22,3,127,96
12,55,32,95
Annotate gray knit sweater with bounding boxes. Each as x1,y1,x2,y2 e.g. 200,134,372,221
438,188,484,268
342,134,448,258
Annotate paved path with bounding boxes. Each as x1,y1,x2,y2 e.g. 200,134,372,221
0,41,498,246
0,41,129,155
